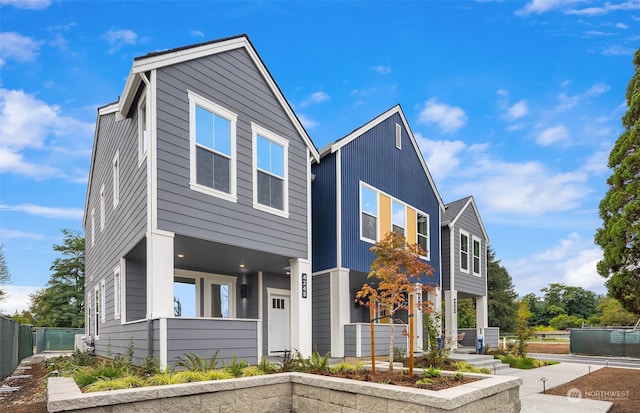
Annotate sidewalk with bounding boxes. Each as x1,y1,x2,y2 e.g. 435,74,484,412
499,363,613,413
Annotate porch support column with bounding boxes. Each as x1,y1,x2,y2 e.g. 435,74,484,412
444,290,458,350
475,295,488,343
413,284,424,352
289,258,312,357
330,268,350,357
147,229,175,319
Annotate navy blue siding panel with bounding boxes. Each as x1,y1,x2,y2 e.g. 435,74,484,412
340,113,441,286
311,154,337,272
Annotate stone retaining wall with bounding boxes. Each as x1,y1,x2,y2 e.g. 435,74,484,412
48,371,521,412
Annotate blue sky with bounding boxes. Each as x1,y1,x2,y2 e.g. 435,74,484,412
0,0,638,315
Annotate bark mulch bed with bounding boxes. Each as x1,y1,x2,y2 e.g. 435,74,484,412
0,357,48,413
545,367,640,413
313,368,476,390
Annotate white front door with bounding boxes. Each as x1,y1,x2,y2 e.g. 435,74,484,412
268,290,290,355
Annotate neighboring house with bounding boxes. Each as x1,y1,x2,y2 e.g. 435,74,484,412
440,196,495,349
311,105,445,358
83,35,319,369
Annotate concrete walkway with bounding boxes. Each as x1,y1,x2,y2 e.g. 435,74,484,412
499,363,612,413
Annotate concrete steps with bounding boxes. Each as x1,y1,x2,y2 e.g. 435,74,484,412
449,352,511,374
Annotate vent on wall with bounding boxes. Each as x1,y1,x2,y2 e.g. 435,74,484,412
395,123,401,150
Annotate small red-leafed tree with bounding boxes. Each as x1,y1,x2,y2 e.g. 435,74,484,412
355,231,436,372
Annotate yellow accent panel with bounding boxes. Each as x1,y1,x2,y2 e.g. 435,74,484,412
406,207,416,245
379,193,391,238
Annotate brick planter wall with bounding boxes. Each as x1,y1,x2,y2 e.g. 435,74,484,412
48,371,521,413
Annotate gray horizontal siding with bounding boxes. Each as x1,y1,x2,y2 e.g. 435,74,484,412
311,273,331,354
85,105,147,338
155,47,310,259
166,318,258,366
450,205,486,297
441,227,451,291
459,327,499,349
93,320,156,366
344,324,408,357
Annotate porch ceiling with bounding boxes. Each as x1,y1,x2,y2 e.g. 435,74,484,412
173,234,292,276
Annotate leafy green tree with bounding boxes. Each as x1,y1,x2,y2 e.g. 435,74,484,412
11,310,34,325
595,48,640,314
457,298,476,328
29,229,85,327
486,247,517,332
0,244,11,303
522,292,548,326
541,283,598,320
548,314,584,330
515,298,535,358
597,297,640,326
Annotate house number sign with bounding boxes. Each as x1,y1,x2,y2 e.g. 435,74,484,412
301,273,308,298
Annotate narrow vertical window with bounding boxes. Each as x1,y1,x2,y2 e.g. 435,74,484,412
473,237,481,275
113,265,121,319
94,286,100,337
460,231,469,272
112,151,120,209
91,208,95,247
99,184,105,231
252,123,289,216
138,94,148,164
417,212,429,257
188,90,238,202
360,184,378,242
100,280,106,322
395,123,401,149
392,200,405,236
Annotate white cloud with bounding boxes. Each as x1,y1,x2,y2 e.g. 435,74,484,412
414,133,467,181
0,0,50,9
299,91,330,108
297,114,318,129
101,28,139,54
0,285,43,315
537,124,570,146
0,229,45,240
616,22,629,29
566,1,640,16
507,100,529,120
0,203,83,219
504,233,605,295
515,0,574,16
0,88,93,180
190,30,205,37
603,45,635,56
0,32,43,66
556,83,609,111
371,65,391,75
417,98,468,133
584,30,613,36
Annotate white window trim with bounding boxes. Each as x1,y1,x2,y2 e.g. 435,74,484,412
251,122,289,218
90,208,95,247
188,90,238,203
472,236,482,277
395,123,401,150
94,285,100,339
113,264,121,320
112,151,120,209
359,181,379,244
416,210,430,260
460,229,470,274
391,199,406,235
99,184,105,231
100,279,106,322
174,269,237,318
138,91,148,166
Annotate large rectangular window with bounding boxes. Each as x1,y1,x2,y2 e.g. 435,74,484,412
360,183,378,242
252,123,288,216
174,270,236,318
188,91,237,202
417,212,429,257
392,200,405,236
460,230,470,273
473,237,481,276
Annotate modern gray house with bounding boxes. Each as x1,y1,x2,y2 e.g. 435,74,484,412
441,196,496,349
83,35,319,369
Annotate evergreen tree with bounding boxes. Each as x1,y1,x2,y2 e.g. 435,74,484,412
486,247,517,332
29,229,85,327
595,48,640,314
